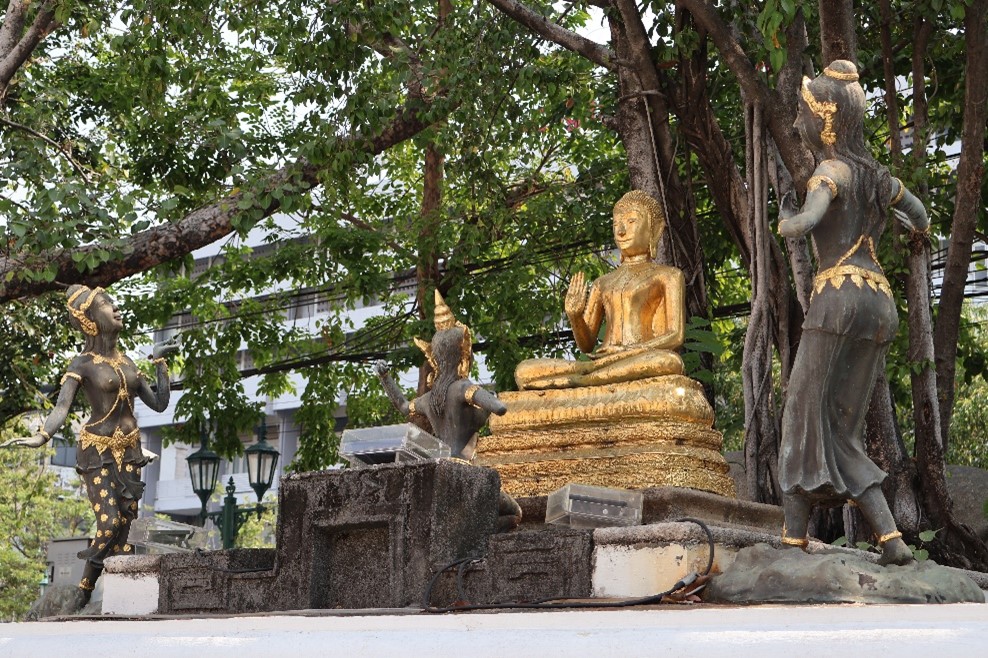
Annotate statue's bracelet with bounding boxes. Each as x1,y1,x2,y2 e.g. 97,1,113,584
150,357,168,367
38,429,51,440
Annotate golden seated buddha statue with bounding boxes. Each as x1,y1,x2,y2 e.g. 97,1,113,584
477,190,735,499
515,190,686,390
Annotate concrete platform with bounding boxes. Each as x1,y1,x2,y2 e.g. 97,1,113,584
1,604,986,657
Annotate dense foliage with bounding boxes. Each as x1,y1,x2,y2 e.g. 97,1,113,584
0,436,90,621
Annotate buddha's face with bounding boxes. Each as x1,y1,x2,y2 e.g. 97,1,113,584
89,294,124,333
613,206,650,259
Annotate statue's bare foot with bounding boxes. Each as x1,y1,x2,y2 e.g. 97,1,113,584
878,538,914,566
497,491,522,533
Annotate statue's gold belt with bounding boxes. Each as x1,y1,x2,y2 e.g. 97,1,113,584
813,264,891,299
80,426,140,470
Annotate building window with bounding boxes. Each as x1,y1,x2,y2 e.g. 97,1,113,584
50,437,77,467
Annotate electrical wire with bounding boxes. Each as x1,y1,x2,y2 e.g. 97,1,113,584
421,517,716,613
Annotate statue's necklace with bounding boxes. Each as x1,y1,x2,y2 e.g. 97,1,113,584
83,352,133,411
86,351,126,367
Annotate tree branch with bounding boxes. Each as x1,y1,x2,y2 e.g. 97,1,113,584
675,0,768,106
0,0,58,95
486,0,616,70
934,0,988,444
349,22,428,99
0,116,93,183
677,0,810,185
0,102,440,303
334,210,408,255
0,1,29,59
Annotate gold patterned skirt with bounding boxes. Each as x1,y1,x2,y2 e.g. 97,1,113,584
75,429,148,567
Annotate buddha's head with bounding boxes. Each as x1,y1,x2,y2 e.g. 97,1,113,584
613,190,665,261
797,60,866,156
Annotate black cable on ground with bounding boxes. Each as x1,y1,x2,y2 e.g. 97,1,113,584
421,517,717,613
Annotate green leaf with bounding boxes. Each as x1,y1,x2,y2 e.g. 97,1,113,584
769,48,785,73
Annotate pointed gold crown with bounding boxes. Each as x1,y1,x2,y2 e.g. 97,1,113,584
433,290,458,331
414,290,473,384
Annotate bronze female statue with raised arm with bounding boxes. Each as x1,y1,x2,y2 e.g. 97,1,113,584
375,290,507,461
1,285,178,601
777,60,928,565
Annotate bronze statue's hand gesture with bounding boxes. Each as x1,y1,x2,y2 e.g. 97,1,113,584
893,207,918,233
152,336,181,360
779,190,799,222
565,271,589,320
1,432,48,449
372,360,390,379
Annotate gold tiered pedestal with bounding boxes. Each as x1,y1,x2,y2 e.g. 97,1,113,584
477,374,736,498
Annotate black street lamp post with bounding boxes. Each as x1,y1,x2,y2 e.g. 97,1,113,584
187,419,280,549
186,425,221,514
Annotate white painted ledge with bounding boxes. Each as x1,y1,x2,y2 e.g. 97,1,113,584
2,605,986,657
101,555,161,616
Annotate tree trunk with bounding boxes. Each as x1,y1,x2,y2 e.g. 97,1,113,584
864,4,927,548
670,6,811,504
818,0,857,64
607,1,708,322
414,1,452,395
902,11,988,570
741,102,781,504
905,18,942,455
933,0,988,445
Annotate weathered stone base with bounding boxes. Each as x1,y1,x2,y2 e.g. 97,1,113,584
102,519,988,615
517,486,783,534
706,543,987,604
479,376,735,498
153,460,500,614
25,583,98,619
97,464,986,616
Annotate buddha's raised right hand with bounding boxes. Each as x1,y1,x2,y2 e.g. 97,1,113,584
565,271,589,319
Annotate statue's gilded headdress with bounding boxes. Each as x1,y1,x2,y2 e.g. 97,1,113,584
614,190,665,260
414,290,472,387
800,60,861,147
800,78,838,146
66,286,104,336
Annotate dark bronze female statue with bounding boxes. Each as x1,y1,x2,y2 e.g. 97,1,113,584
777,60,929,565
375,290,507,461
376,291,520,530
1,285,177,600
